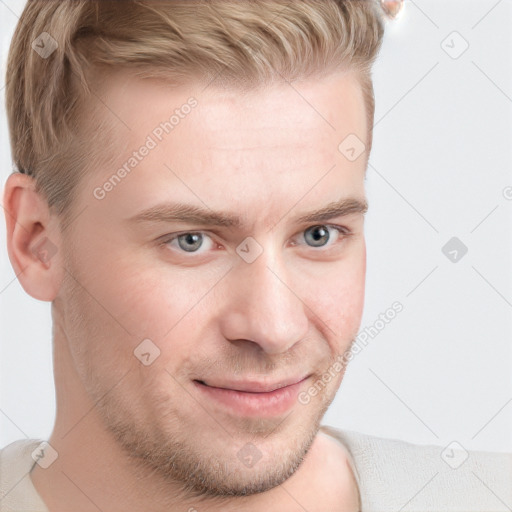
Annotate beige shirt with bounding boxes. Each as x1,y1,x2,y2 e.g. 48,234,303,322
319,425,512,511
1,425,511,511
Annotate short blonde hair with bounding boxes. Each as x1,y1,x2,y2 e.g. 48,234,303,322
5,0,385,218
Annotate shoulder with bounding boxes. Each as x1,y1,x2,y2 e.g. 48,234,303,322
319,424,512,512
0,439,49,511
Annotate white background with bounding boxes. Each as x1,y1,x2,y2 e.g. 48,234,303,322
1,0,511,453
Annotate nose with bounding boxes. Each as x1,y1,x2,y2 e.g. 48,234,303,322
219,246,309,355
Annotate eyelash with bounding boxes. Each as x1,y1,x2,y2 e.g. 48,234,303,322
159,224,353,256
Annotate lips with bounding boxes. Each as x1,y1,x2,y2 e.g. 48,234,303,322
194,375,309,393
193,376,310,417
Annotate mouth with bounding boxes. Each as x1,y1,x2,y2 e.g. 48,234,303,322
193,376,309,417
194,374,309,393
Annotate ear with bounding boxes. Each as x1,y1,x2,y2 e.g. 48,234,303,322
2,172,64,301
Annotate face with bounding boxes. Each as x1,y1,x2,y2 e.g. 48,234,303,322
56,69,368,497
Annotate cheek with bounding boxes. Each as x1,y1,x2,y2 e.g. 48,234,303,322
306,250,366,347
108,261,224,347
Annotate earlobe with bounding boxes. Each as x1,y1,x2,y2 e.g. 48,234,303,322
3,172,63,301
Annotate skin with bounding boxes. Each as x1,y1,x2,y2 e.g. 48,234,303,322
3,68,368,511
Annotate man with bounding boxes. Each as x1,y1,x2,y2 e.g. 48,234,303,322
1,1,510,511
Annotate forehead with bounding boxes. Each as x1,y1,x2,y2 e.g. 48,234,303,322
78,69,368,221
95,67,367,151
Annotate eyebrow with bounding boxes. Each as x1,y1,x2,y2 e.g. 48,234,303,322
127,197,368,229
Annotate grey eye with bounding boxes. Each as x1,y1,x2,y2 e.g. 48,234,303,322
304,225,330,247
177,233,204,252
